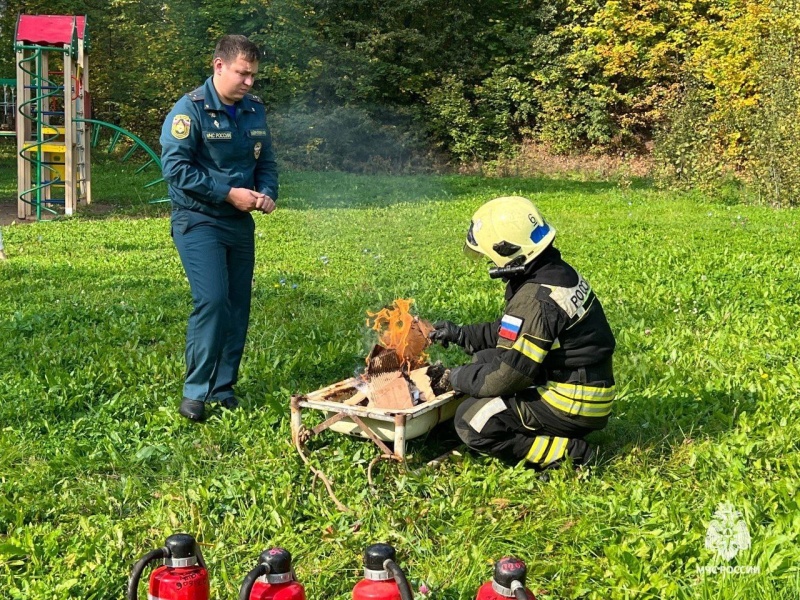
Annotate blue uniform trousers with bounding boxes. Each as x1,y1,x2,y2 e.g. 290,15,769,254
171,209,255,403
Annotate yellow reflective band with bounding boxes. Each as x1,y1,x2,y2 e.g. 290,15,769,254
512,335,548,364
548,382,616,401
538,385,615,418
540,389,612,417
526,436,550,463
543,437,568,465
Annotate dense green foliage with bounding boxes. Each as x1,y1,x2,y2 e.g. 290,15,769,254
652,0,800,205
1,159,799,598
2,0,799,194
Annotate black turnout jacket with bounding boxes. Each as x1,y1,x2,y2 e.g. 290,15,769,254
449,246,617,429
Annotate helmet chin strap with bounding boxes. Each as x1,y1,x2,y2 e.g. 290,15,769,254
488,257,526,279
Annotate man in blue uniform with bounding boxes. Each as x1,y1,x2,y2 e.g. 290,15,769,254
429,196,616,470
160,35,278,421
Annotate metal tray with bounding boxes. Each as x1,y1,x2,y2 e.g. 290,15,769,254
290,376,464,460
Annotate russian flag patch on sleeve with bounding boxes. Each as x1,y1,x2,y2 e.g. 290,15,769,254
499,314,524,341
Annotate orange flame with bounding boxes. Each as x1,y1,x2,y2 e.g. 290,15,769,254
366,298,432,368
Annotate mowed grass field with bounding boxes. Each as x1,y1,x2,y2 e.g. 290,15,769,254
1,161,798,598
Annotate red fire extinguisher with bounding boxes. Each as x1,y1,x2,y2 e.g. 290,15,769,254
238,547,306,600
476,557,536,600
126,533,209,600
352,543,414,600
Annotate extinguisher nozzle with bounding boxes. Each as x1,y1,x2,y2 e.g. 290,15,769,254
127,547,168,600
512,581,529,600
384,560,414,600
239,563,270,600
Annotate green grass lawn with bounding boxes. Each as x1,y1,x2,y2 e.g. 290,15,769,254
0,162,798,599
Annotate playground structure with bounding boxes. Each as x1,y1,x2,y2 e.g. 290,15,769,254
15,15,90,219
13,15,165,221
0,79,15,135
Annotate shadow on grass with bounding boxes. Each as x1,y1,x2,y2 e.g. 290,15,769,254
396,371,746,475
2,255,737,487
0,266,374,430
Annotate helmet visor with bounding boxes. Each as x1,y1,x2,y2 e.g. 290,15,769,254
463,243,485,261
464,220,484,261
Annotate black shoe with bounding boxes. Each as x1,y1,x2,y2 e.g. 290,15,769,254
567,438,595,468
217,396,239,410
179,398,206,421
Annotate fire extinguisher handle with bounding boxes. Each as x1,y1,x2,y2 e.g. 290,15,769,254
512,581,532,600
384,560,414,600
239,564,270,600
127,548,168,600
195,542,208,570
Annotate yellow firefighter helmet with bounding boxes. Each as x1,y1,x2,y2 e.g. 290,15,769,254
465,196,556,268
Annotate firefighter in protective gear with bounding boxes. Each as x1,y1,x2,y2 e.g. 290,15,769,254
429,196,616,470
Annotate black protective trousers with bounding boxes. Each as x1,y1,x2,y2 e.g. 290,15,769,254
453,391,593,465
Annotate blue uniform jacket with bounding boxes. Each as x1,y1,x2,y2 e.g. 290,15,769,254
160,76,278,217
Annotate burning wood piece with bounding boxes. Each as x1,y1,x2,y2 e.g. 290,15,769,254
368,372,416,409
358,359,419,409
365,344,402,377
324,299,443,410
353,299,438,409
351,366,434,410
366,298,433,370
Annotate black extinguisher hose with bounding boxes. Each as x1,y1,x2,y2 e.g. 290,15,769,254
239,564,270,600
195,542,208,570
512,581,528,600
127,548,168,600
385,559,414,600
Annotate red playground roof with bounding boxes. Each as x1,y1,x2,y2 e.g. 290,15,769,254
16,15,86,45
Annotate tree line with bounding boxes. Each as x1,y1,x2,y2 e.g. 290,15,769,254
2,0,799,204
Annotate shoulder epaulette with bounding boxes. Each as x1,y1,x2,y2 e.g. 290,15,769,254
187,86,205,102
246,93,264,105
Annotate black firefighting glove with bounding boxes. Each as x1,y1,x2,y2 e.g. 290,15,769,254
427,361,452,394
428,320,465,349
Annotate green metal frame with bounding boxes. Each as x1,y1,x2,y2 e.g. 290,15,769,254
78,119,169,204
76,118,166,192
83,118,160,166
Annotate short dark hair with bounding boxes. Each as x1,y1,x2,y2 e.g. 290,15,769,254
213,35,260,64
